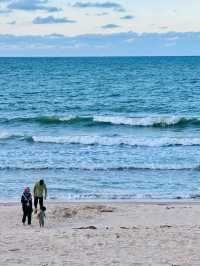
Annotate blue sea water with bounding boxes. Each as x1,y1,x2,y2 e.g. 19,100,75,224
1,56,200,201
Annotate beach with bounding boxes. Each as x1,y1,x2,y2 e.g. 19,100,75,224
1,202,200,266
1,57,200,265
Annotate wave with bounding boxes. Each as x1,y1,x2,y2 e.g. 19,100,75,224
0,133,13,139
93,115,200,127
45,193,200,201
190,194,200,199
31,135,200,147
0,164,200,171
2,133,200,147
0,132,26,140
69,164,200,171
68,164,200,171
51,193,200,201
0,115,92,125
1,115,200,127
0,166,66,171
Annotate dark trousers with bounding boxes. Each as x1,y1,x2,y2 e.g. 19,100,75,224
34,197,43,209
22,207,32,225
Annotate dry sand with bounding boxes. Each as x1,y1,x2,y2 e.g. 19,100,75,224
1,202,200,266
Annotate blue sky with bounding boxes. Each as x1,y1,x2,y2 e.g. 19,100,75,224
0,0,200,56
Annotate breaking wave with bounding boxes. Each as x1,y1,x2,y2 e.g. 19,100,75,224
93,115,200,127
31,135,200,147
0,132,26,140
1,115,200,127
2,133,200,147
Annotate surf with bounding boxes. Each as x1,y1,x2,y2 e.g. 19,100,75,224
1,115,200,128
31,135,200,147
2,133,200,147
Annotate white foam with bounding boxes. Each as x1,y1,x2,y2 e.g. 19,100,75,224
0,132,30,141
93,115,194,126
59,115,76,121
0,132,12,139
32,135,200,147
33,135,121,145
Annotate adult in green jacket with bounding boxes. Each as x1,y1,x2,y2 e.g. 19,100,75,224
33,179,47,213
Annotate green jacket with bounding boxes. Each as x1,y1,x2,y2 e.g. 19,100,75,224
34,182,47,198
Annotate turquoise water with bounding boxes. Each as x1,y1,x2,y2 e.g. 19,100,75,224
1,57,200,201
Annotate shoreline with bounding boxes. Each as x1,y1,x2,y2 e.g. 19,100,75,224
1,198,200,205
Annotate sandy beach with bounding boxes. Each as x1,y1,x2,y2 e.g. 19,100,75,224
1,202,200,266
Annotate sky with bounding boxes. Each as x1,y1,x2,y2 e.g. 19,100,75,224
0,0,200,56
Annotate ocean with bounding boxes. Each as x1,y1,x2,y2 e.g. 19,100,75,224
1,56,200,201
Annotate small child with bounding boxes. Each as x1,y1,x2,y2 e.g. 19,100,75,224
37,206,46,227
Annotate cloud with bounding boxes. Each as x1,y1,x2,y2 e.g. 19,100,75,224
0,9,11,14
7,0,61,12
0,32,200,56
102,23,120,29
71,1,125,12
125,37,135,43
120,15,134,20
96,12,108,16
166,36,179,41
160,26,169,30
7,20,16,24
33,16,76,24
